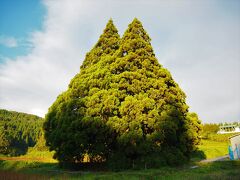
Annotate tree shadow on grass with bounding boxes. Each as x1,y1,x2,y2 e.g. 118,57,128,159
0,160,57,172
0,160,107,179
0,160,70,179
190,150,207,162
0,170,47,180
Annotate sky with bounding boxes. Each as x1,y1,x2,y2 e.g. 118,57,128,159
0,0,239,123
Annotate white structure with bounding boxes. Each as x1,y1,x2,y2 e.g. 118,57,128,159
229,134,240,160
218,125,240,134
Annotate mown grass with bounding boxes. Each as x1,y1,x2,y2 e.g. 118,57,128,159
198,140,229,159
197,133,240,159
1,134,239,179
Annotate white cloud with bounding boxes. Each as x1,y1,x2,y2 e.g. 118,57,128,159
0,35,18,48
0,0,239,123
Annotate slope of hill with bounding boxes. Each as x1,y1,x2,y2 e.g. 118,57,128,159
0,109,44,156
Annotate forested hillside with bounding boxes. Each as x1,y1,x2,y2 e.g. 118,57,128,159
0,109,43,156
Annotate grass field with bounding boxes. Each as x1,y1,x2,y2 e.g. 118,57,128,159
198,140,229,159
197,133,239,159
0,159,239,179
0,135,239,179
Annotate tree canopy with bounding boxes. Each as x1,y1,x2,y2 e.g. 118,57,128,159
44,18,202,169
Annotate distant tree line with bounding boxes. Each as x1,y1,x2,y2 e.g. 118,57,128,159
219,122,240,126
202,122,240,137
201,123,220,137
0,109,43,155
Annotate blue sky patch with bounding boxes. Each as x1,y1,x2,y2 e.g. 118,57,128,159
0,0,46,63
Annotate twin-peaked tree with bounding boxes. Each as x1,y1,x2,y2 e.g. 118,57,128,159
44,18,202,168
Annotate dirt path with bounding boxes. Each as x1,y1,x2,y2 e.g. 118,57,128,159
0,156,52,162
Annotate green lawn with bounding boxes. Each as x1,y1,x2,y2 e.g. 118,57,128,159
1,135,239,179
0,160,239,179
198,140,229,159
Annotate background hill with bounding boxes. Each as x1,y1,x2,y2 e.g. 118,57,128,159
0,109,43,156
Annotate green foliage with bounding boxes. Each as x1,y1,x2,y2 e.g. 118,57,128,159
44,18,202,169
202,123,219,138
80,18,120,69
44,19,120,164
32,130,49,152
0,130,10,154
181,112,202,153
220,122,240,126
0,109,43,156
